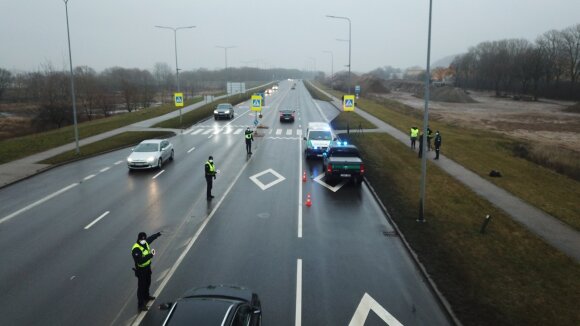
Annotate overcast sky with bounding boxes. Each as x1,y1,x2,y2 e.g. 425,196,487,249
1,0,579,75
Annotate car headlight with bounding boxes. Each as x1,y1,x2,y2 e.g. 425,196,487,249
127,157,133,163
147,156,155,163
214,110,218,114
225,110,230,113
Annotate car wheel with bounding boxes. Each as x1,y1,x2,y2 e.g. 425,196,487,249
214,116,218,120
170,150,174,161
158,158,163,169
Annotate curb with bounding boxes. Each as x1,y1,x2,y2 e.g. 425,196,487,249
363,176,463,326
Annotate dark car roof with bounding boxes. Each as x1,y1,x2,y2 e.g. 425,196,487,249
216,103,233,110
279,109,295,113
183,285,254,303
165,298,236,325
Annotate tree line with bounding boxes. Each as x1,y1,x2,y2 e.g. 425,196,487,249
452,23,580,100
0,63,305,132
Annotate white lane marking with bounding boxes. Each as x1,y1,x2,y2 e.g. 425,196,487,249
202,129,213,135
187,147,196,153
276,129,282,135
83,174,96,181
0,183,79,225
349,293,403,326
100,167,110,173
114,160,124,165
298,137,303,238
155,268,170,283
182,129,193,135
295,259,302,326
313,174,347,192
131,151,257,326
249,169,286,191
152,170,165,179
208,134,214,139
269,129,273,134
286,129,293,136
296,129,303,136
233,128,243,135
84,211,110,230
191,129,204,135
312,100,329,123
222,128,232,134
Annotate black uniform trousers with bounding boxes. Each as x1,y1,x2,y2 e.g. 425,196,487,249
206,175,213,198
245,139,252,154
435,144,441,159
136,266,152,308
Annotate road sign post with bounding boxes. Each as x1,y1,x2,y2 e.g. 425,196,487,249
174,92,184,127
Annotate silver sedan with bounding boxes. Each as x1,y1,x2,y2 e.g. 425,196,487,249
127,139,174,170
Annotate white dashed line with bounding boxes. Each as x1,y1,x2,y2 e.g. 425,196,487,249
84,211,110,230
187,147,196,153
152,170,165,179
100,167,110,173
83,174,96,181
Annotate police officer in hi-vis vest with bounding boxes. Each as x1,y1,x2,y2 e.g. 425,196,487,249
245,127,254,154
131,231,161,311
410,126,419,149
205,156,217,199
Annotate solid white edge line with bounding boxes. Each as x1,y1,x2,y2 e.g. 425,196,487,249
295,258,302,326
187,146,196,153
152,170,165,179
0,183,79,225
131,152,257,326
298,137,303,238
84,211,110,230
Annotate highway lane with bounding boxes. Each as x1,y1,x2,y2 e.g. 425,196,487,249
0,80,449,325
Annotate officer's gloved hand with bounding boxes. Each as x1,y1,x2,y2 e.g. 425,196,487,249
156,232,162,237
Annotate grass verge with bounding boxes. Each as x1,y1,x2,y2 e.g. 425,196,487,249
304,81,332,101
40,131,175,165
315,82,580,231
330,111,376,130
0,97,201,164
350,133,580,326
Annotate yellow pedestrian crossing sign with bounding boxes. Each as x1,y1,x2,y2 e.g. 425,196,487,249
251,95,262,112
174,93,184,107
343,95,355,112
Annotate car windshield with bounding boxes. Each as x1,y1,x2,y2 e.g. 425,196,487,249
309,131,332,140
217,104,231,110
134,143,159,152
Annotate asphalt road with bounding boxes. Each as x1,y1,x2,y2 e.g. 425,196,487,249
0,80,449,326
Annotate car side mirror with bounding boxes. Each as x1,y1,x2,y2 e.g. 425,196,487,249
303,137,307,141
333,137,337,141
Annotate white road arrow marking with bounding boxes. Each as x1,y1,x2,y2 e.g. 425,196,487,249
349,293,403,326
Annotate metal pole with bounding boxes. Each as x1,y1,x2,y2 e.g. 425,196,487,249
323,51,334,89
418,0,433,222
348,17,351,94
216,46,236,98
64,0,79,155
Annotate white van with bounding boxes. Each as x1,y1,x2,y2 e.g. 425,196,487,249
304,122,335,159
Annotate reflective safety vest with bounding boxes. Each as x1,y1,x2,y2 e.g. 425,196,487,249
206,161,216,174
410,128,419,138
245,131,253,140
132,242,152,268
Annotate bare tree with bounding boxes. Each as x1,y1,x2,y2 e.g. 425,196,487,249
153,62,174,103
0,68,12,100
560,24,580,85
75,66,100,120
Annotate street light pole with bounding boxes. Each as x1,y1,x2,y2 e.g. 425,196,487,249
323,50,334,89
155,25,196,126
418,0,434,222
216,46,236,97
327,15,351,94
63,0,79,155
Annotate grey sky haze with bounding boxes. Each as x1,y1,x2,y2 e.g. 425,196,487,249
1,0,579,75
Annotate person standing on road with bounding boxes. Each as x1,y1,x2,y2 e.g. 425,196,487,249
245,127,254,155
434,130,442,160
418,131,424,158
410,126,419,149
205,156,217,200
427,127,433,151
132,231,162,312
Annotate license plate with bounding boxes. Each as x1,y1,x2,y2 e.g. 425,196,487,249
340,174,351,177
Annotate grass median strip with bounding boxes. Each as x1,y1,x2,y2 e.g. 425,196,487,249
316,82,580,231
350,133,580,326
0,97,201,164
40,131,175,165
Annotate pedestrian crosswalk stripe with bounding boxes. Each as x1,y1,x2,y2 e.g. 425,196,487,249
202,129,213,135
222,128,232,134
191,129,204,135
269,129,273,134
286,129,292,136
233,128,243,135
183,129,193,135
296,129,303,136
276,129,282,135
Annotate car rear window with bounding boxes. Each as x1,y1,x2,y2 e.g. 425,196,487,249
165,299,235,325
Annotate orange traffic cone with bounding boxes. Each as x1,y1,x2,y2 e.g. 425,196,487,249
305,193,312,207
302,170,307,182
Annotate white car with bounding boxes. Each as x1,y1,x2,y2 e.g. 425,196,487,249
127,139,174,170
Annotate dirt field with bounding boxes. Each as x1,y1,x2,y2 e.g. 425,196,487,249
378,90,580,153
